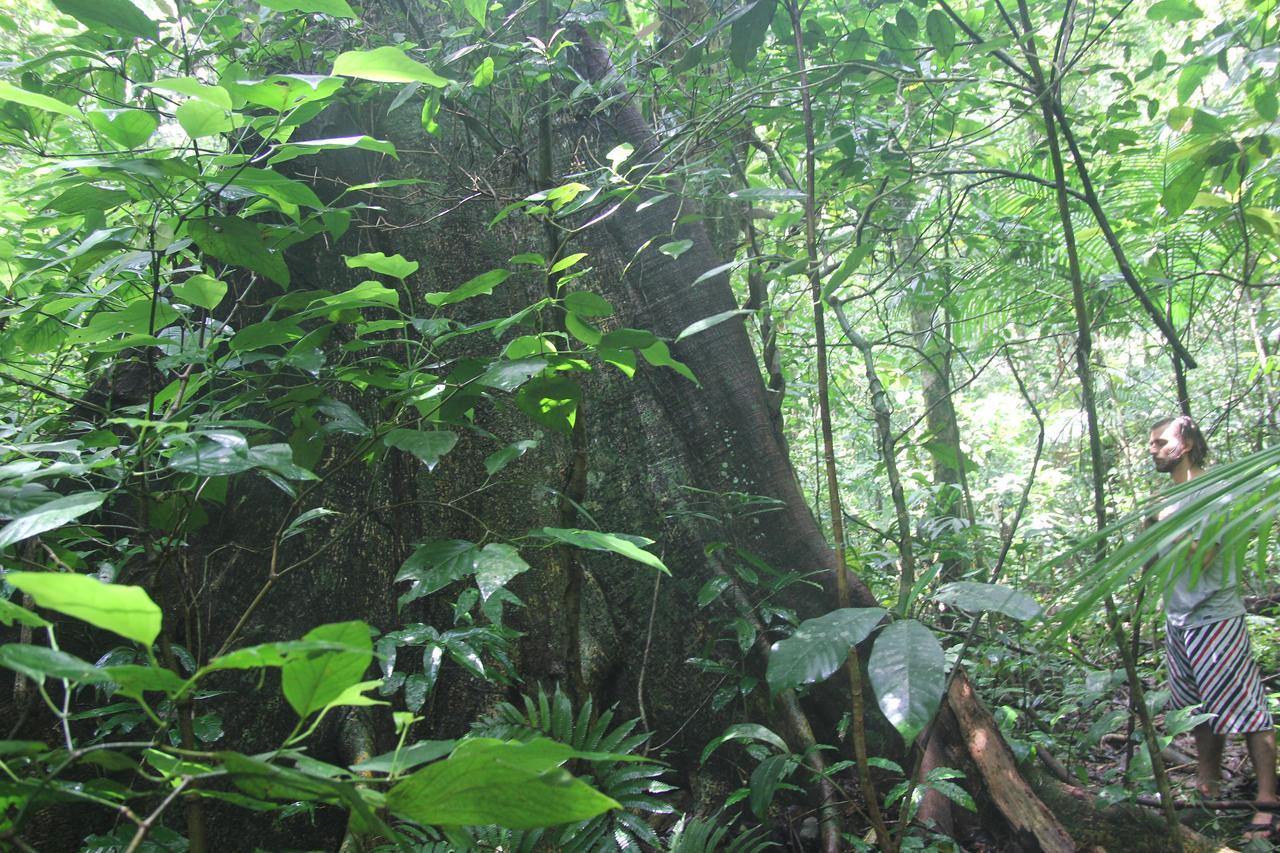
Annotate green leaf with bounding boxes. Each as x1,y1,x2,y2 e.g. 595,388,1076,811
45,185,131,214
172,274,228,310
934,582,1041,621
225,168,324,209
515,375,581,433
729,0,777,70
484,439,537,476
188,217,290,288
51,0,158,41
87,109,158,148
925,10,956,59
0,81,78,117
464,0,487,24
472,56,495,88
396,540,480,607
564,292,613,318
352,740,456,774
148,78,232,108
259,0,358,17
384,429,458,471
700,723,789,764
333,47,448,87
478,358,548,392
71,300,180,344
0,492,106,551
176,101,231,138
0,644,107,685
6,572,162,647
675,309,752,342
658,240,693,259
531,527,669,574
640,340,697,384
1176,61,1212,104
1146,0,1202,22
0,598,50,629
202,639,373,673
103,664,186,699
1161,163,1205,219
550,252,588,274
282,621,373,718
868,619,945,744
269,136,398,164
385,738,620,829
424,269,510,306
766,607,886,693
473,543,530,601
345,252,419,279
729,187,806,202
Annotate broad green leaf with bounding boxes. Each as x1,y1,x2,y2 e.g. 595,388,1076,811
345,252,419,279
352,739,456,774
259,0,358,17
234,74,345,111
700,723,789,764
148,78,232,108
177,100,232,138
71,300,180,343
424,269,509,306
473,543,530,601
0,81,78,117
282,621,373,718
6,571,162,647
45,185,131,214
1147,0,1202,22
0,492,106,550
477,358,547,392
1177,61,1212,104
225,168,324,209
87,109,158,148
222,752,345,803
564,291,613,318
658,240,693,259
1161,163,1205,219
384,429,458,471
531,527,669,574
396,540,479,607
385,738,620,829
483,439,537,476
103,664,186,699
748,754,796,820
868,619,945,744
640,340,697,384
0,598,50,629
202,640,374,673
766,607,886,693
515,375,581,433
333,47,448,87
188,217,290,287
729,0,777,70
464,0,487,24
925,10,956,60
269,136,397,164
0,644,107,685
472,56,494,88
172,274,227,310
934,582,1042,621
51,0,158,41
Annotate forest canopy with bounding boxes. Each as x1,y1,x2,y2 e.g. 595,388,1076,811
0,0,1277,850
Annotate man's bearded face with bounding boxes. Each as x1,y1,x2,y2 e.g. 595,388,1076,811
1149,423,1185,473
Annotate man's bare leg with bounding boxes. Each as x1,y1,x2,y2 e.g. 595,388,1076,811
1245,729,1278,838
1194,722,1226,798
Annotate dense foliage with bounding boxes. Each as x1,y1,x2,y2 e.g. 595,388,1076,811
0,0,1277,849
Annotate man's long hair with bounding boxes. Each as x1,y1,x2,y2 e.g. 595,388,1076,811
1152,414,1208,467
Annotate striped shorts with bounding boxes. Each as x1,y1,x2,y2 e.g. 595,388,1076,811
1166,615,1273,734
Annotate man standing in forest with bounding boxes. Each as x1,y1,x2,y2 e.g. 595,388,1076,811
1150,415,1279,840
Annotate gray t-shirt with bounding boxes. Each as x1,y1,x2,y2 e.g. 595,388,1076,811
1162,492,1246,629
